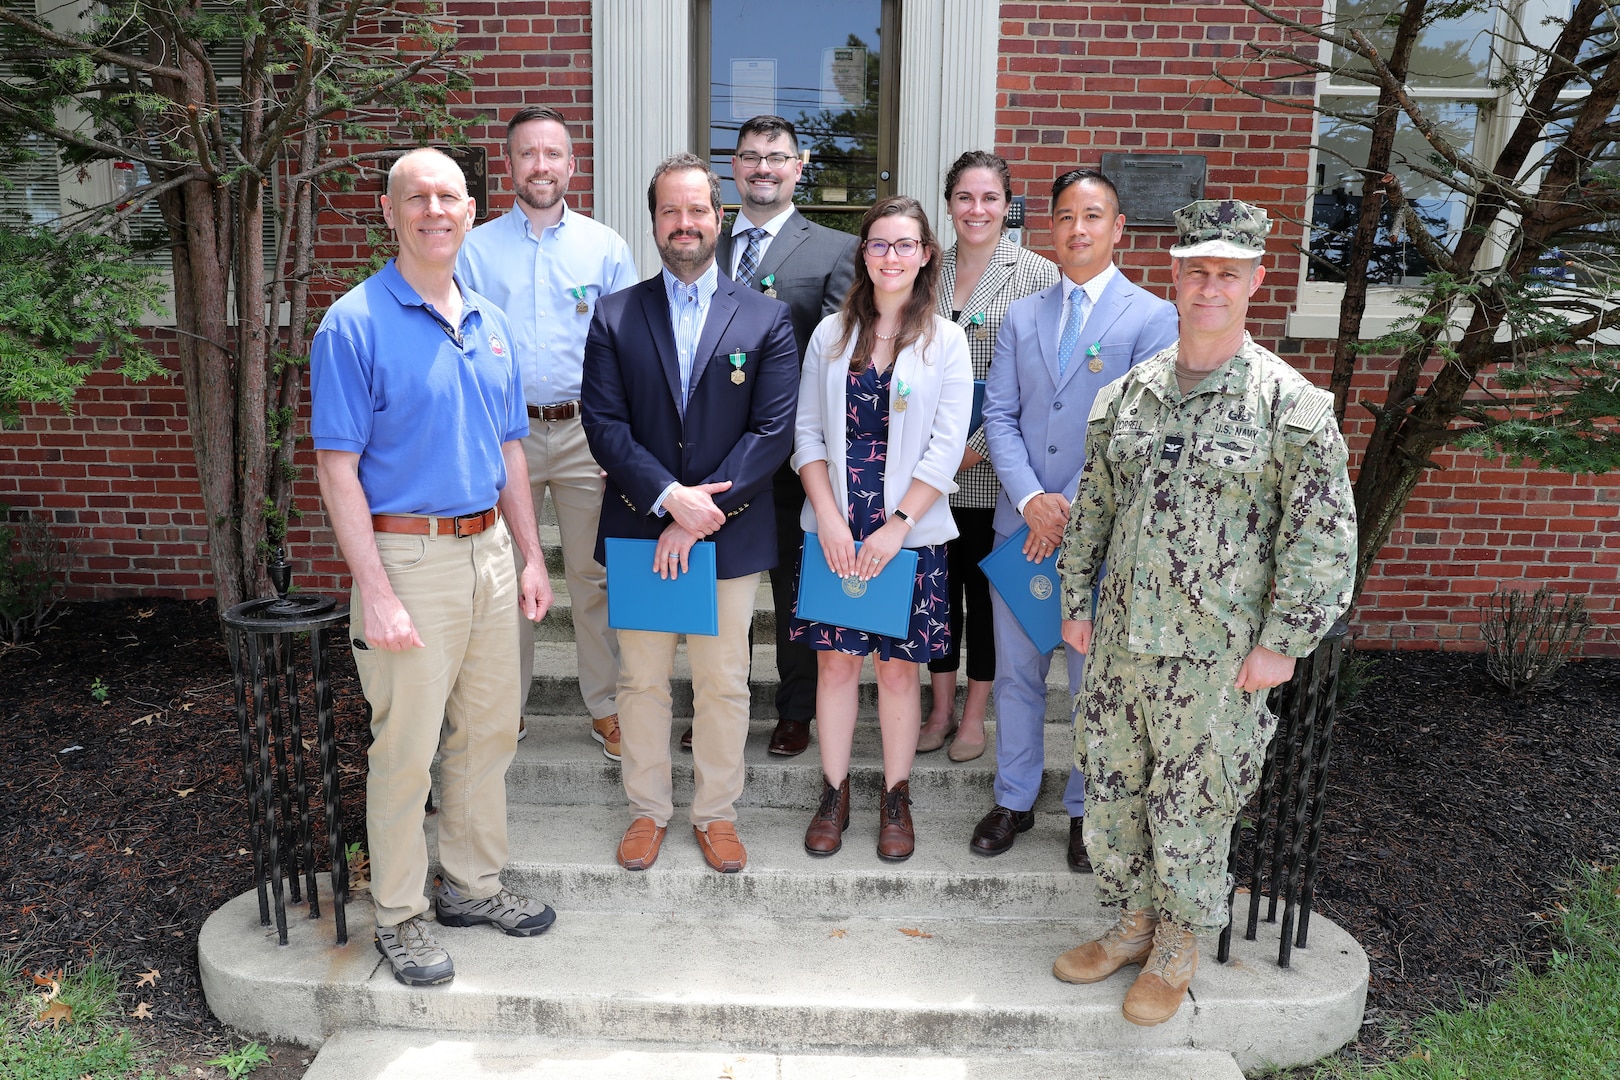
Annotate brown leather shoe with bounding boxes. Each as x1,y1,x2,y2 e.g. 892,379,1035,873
679,725,693,751
694,821,747,873
969,804,1034,856
876,780,914,862
804,777,851,856
767,718,811,756
616,817,666,871
1053,908,1157,984
1123,922,1198,1026
591,714,622,761
1066,816,1092,872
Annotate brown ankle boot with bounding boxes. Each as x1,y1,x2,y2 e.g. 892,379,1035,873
804,777,850,856
1122,920,1198,1026
1052,908,1158,984
876,780,914,862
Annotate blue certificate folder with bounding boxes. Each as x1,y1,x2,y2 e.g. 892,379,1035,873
969,379,987,434
978,526,1062,654
604,538,719,636
796,534,919,639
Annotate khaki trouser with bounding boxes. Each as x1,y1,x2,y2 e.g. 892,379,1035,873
1078,637,1276,933
616,573,760,827
516,414,618,720
351,520,520,927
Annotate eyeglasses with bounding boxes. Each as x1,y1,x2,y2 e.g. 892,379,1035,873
862,238,922,258
735,151,796,169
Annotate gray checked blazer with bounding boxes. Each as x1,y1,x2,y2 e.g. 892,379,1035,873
935,234,1060,509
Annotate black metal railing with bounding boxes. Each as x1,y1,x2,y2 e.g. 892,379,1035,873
1219,619,1350,967
223,552,352,946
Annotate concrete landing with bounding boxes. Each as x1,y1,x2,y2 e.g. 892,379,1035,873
302,1028,1248,1079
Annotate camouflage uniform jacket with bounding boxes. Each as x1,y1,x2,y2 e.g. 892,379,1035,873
1057,333,1356,660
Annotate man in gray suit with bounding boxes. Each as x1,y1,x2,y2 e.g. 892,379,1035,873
975,169,1177,865
680,114,859,757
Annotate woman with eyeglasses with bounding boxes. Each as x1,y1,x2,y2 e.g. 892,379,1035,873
917,151,1060,764
789,196,972,861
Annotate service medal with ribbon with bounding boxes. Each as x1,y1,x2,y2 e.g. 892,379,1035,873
729,350,747,385
761,273,777,299
570,285,589,314
894,378,911,412
1087,342,1103,373
969,312,988,341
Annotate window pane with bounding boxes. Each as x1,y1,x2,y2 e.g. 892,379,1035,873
0,132,62,226
1328,0,1495,89
1310,97,1477,284
708,0,882,232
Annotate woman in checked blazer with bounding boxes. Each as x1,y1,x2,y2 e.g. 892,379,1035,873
918,152,1060,763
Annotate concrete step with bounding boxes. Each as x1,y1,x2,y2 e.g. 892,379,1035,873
200,883,1366,1072
502,717,1082,813
457,804,1088,920
524,642,1073,720
303,1028,1247,1079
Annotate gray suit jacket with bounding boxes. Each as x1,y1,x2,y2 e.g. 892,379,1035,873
982,268,1178,537
718,209,859,362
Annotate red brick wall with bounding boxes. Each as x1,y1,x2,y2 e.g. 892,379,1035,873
3,0,1617,656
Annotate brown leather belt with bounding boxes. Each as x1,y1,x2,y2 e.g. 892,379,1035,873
527,400,579,421
371,507,498,538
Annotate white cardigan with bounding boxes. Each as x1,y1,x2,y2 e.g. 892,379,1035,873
792,312,973,547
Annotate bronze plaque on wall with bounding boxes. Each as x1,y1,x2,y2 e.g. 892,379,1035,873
1100,154,1206,227
439,145,489,221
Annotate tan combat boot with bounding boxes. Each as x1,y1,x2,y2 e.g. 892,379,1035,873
1122,920,1199,1026
1052,908,1158,984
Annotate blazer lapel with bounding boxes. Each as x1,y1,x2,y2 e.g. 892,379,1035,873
689,278,740,398
636,281,684,410
750,212,810,286
957,235,1019,322
1038,282,1067,388
716,229,736,279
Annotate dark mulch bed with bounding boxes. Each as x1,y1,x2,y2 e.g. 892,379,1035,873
1,599,1617,1074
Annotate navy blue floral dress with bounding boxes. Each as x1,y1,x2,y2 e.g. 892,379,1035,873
790,362,951,662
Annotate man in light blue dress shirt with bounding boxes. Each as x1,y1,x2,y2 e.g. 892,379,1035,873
458,107,639,760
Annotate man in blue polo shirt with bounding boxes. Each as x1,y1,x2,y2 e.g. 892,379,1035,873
312,147,557,988
458,107,639,758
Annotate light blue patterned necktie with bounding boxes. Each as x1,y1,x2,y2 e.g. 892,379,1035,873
735,227,767,287
1057,285,1091,377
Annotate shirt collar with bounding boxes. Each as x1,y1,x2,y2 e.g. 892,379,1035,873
730,205,795,239
1061,261,1118,306
511,200,574,242
661,260,720,305
378,259,482,316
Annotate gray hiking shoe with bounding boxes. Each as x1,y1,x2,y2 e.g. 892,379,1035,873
434,880,557,937
373,916,455,987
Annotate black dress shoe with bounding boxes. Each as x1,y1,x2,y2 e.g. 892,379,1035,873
767,718,811,756
1067,816,1092,872
969,805,1034,856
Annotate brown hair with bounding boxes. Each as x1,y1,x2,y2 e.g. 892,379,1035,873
944,150,1012,206
835,196,940,372
646,152,723,220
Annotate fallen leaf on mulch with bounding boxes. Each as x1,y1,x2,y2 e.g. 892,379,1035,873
174,788,195,798
131,1002,153,1020
136,968,160,987
132,713,158,725
27,967,62,988
898,928,932,939
38,1000,72,1027
828,929,846,938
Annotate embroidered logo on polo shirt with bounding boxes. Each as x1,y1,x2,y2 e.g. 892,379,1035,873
488,333,506,356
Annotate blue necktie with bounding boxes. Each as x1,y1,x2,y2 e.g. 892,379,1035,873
735,227,767,287
1057,286,1090,377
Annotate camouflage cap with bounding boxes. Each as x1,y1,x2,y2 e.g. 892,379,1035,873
1169,200,1270,259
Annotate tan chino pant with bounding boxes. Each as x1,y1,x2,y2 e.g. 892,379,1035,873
616,573,760,828
351,520,520,927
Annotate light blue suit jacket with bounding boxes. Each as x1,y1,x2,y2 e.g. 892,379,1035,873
983,269,1177,537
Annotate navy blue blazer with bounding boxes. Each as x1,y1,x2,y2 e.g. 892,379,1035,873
581,270,799,579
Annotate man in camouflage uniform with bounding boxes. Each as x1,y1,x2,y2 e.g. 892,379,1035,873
1051,200,1356,1026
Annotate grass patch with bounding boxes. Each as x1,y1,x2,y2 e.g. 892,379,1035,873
1309,862,1620,1079
0,958,156,1080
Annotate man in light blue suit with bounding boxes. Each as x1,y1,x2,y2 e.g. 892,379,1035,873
975,169,1177,866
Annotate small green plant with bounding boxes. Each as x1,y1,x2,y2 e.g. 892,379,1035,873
0,959,152,1079
206,1041,272,1079
0,504,77,647
90,677,109,704
1333,641,1380,710
1480,586,1591,695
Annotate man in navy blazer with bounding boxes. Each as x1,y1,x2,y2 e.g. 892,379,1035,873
976,169,1177,867
582,153,798,876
